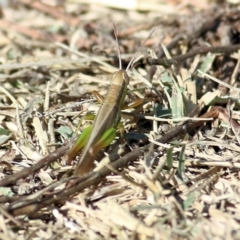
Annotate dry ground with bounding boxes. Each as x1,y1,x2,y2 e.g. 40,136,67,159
0,0,240,239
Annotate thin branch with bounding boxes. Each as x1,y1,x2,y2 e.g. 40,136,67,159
148,44,240,67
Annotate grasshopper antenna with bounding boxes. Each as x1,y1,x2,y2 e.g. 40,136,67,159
112,23,122,70
126,28,156,72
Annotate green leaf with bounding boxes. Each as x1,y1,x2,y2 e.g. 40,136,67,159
0,128,10,136
183,192,196,210
0,187,14,197
177,143,186,179
196,53,216,89
161,71,173,85
0,127,11,146
55,126,73,139
166,147,173,169
199,53,215,73
172,89,184,120
0,135,11,146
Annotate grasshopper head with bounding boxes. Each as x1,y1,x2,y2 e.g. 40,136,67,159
112,70,129,85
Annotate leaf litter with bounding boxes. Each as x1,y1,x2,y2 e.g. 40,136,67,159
0,0,240,239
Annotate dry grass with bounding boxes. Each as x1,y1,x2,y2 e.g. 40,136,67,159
0,0,240,239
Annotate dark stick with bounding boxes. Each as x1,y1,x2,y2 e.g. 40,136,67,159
148,44,240,67
0,140,74,187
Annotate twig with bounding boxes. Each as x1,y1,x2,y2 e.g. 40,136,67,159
148,44,240,67
0,140,73,187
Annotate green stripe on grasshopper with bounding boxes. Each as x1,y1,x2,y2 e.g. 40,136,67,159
67,125,92,164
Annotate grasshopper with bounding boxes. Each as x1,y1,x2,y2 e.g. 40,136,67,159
68,26,153,176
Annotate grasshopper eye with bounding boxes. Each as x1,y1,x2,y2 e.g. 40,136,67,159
123,71,129,85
